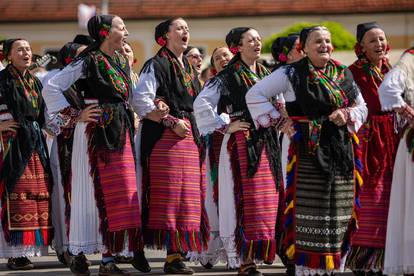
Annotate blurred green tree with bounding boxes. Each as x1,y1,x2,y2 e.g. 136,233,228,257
262,21,356,53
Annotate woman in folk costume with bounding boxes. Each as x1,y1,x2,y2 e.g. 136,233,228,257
193,27,282,276
43,15,150,276
0,39,53,270
345,22,399,276
379,47,414,276
246,26,368,276
269,33,305,276
132,18,207,275
47,42,93,268
187,46,234,270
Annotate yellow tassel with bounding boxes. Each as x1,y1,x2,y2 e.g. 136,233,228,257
264,240,270,260
286,244,295,259
248,241,253,258
355,171,363,187
326,255,334,270
286,155,297,173
352,133,359,145
284,200,294,215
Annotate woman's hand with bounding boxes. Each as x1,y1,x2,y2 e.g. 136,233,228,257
172,119,190,138
146,102,170,123
328,109,347,126
78,104,102,123
226,120,251,134
0,120,19,133
278,118,296,137
395,105,414,128
157,100,170,115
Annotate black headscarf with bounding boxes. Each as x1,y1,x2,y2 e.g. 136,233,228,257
75,14,115,60
356,22,381,42
58,42,84,66
72,34,94,46
2,38,25,61
271,34,299,64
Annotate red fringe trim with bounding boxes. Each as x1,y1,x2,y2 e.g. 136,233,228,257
296,249,342,270
144,229,207,253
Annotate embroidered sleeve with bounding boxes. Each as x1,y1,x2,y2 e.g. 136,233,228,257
46,106,81,136
193,79,228,135
379,67,407,111
42,60,86,115
346,92,368,133
132,61,159,118
246,68,292,128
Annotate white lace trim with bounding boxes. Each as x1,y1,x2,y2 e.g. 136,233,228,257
295,265,338,276
0,112,13,121
69,242,107,255
196,109,228,135
256,109,280,128
381,100,406,112
186,249,228,266
221,236,241,269
0,245,48,258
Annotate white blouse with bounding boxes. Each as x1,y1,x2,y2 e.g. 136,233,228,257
193,78,229,136
379,67,408,111
245,67,368,133
42,60,86,116
131,62,159,118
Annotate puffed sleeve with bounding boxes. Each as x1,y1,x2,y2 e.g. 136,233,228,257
42,60,86,115
131,61,159,118
193,78,228,135
379,67,407,111
347,92,368,133
246,68,294,128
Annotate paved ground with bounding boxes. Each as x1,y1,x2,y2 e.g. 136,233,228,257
0,250,354,276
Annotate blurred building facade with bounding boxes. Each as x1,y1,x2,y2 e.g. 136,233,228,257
0,0,413,69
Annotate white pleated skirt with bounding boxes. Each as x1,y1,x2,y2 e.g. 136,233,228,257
68,122,104,255
384,135,414,275
47,135,68,255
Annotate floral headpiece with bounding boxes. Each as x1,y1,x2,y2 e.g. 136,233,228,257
278,46,289,63
99,24,111,41
157,36,167,47
229,46,239,55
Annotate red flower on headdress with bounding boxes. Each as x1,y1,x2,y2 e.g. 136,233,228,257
229,47,239,55
278,53,287,62
99,24,111,40
157,36,167,46
65,57,73,65
99,29,109,39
